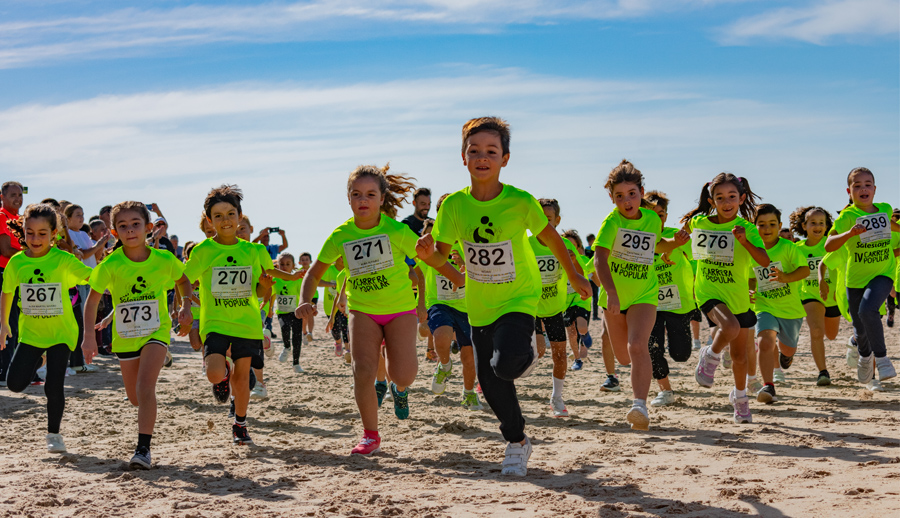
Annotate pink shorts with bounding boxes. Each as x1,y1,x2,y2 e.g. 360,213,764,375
354,309,416,327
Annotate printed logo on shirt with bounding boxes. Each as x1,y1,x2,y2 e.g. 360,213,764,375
119,276,157,303
700,262,736,284
471,216,497,244
853,241,891,265
225,256,239,266
609,262,649,280
28,268,46,283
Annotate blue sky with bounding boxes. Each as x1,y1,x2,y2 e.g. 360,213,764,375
1,0,897,247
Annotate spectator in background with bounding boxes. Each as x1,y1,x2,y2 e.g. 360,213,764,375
0,181,24,386
401,187,431,236
253,227,288,260
98,205,116,248
171,235,183,260
779,228,796,242
144,204,176,255
585,233,600,320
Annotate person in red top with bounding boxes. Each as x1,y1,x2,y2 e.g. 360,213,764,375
0,181,24,386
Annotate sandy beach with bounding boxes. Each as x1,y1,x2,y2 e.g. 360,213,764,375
1,316,898,518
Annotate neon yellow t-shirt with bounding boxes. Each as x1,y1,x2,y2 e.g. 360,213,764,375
422,243,467,313
89,247,185,353
2,248,91,350
321,265,339,315
432,184,547,327
822,247,851,322
831,203,894,289
529,234,577,318
566,254,595,311
184,238,268,341
653,227,695,315
317,215,419,315
750,238,806,319
892,231,900,292
593,207,662,310
795,238,836,307
688,215,765,315
274,277,302,315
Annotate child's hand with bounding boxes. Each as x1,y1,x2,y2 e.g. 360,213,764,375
749,290,756,304
416,304,427,324
258,272,274,291
605,291,621,315
673,229,690,247
661,252,675,266
416,234,436,261
176,306,192,337
571,274,592,300
819,281,829,300
0,325,9,350
849,223,867,237
94,312,113,331
82,336,98,364
295,302,317,321
732,226,748,245
771,266,787,283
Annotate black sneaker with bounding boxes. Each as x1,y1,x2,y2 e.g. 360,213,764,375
129,446,151,470
756,384,777,404
212,363,231,404
600,374,621,392
228,398,235,418
816,370,832,386
779,352,793,370
232,424,253,445
450,340,460,355
375,381,388,408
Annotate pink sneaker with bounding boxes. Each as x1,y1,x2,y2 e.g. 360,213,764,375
351,432,381,455
334,342,342,357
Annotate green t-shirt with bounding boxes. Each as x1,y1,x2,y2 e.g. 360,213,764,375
688,215,764,314
317,215,419,315
273,277,302,315
831,202,894,289
184,238,269,341
892,231,900,292
2,248,91,350
432,184,546,327
422,243,467,313
822,247,851,322
653,227,696,315
593,207,662,309
566,254,595,311
750,238,806,319
89,247,185,352
321,265,339,315
795,238,836,307
529,234,578,318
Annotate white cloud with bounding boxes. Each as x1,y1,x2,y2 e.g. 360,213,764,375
718,0,899,45
1,69,894,246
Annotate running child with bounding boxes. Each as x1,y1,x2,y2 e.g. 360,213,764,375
825,167,898,386
298,252,317,344
593,161,687,430
296,164,426,456
789,205,840,386
684,173,769,424
0,203,93,453
417,117,591,476
530,198,582,417
560,229,595,372
749,204,810,404
320,259,348,359
81,201,193,468
274,252,305,372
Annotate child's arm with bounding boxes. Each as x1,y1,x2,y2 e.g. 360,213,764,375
318,280,337,288
537,224,591,299
415,235,465,288
278,230,288,253
825,225,866,252
772,264,810,284
256,271,274,298
818,260,830,300
267,267,304,281
733,226,770,266
296,260,330,319
0,292,13,349
655,229,690,255
413,265,427,323
251,227,268,244
81,289,104,364
592,247,620,313
80,232,110,259
175,275,193,336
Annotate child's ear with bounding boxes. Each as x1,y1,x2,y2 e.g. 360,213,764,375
145,222,154,234
501,153,510,167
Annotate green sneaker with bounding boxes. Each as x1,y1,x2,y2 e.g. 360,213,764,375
390,382,409,420
375,380,388,408
431,362,453,395
461,391,483,411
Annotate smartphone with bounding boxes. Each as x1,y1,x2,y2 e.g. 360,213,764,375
22,187,28,194
269,227,280,233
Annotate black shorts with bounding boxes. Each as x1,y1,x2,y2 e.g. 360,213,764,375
115,339,167,360
563,306,590,327
689,308,702,322
535,313,567,343
204,332,265,369
700,299,757,329
801,299,842,319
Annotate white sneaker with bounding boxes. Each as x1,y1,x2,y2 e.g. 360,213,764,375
747,377,763,395
773,368,786,384
263,330,274,358
76,364,100,373
293,364,305,374
626,404,650,430
858,353,875,383
876,357,896,381
519,334,540,378
431,362,453,395
65,367,76,377
36,365,48,379
650,390,675,407
692,339,702,351
550,396,569,417
302,333,310,346
249,384,268,400
46,433,66,453
847,338,859,368
279,347,290,363
500,437,532,476
722,348,732,369
865,379,884,392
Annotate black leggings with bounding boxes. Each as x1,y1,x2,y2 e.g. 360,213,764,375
277,313,304,364
331,312,349,343
7,343,70,434
648,311,693,380
471,312,534,444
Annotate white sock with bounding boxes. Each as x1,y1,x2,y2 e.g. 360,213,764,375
440,361,451,372
735,388,746,398
692,339,701,346
774,367,783,373
551,377,564,399
709,349,722,360
747,375,757,382
633,398,646,408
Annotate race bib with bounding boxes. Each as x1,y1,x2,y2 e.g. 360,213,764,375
856,213,891,244
211,266,252,299
343,235,393,277
21,283,64,316
754,261,783,293
657,284,681,311
435,275,465,301
535,255,563,285
805,256,826,281
276,295,297,313
463,241,516,284
691,229,735,263
115,299,161,339
611,229,655,265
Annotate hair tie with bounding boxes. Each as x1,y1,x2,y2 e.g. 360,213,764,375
739,177,746,183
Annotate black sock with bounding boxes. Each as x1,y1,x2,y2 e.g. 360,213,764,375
235,415,246,426
138,433,152,449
